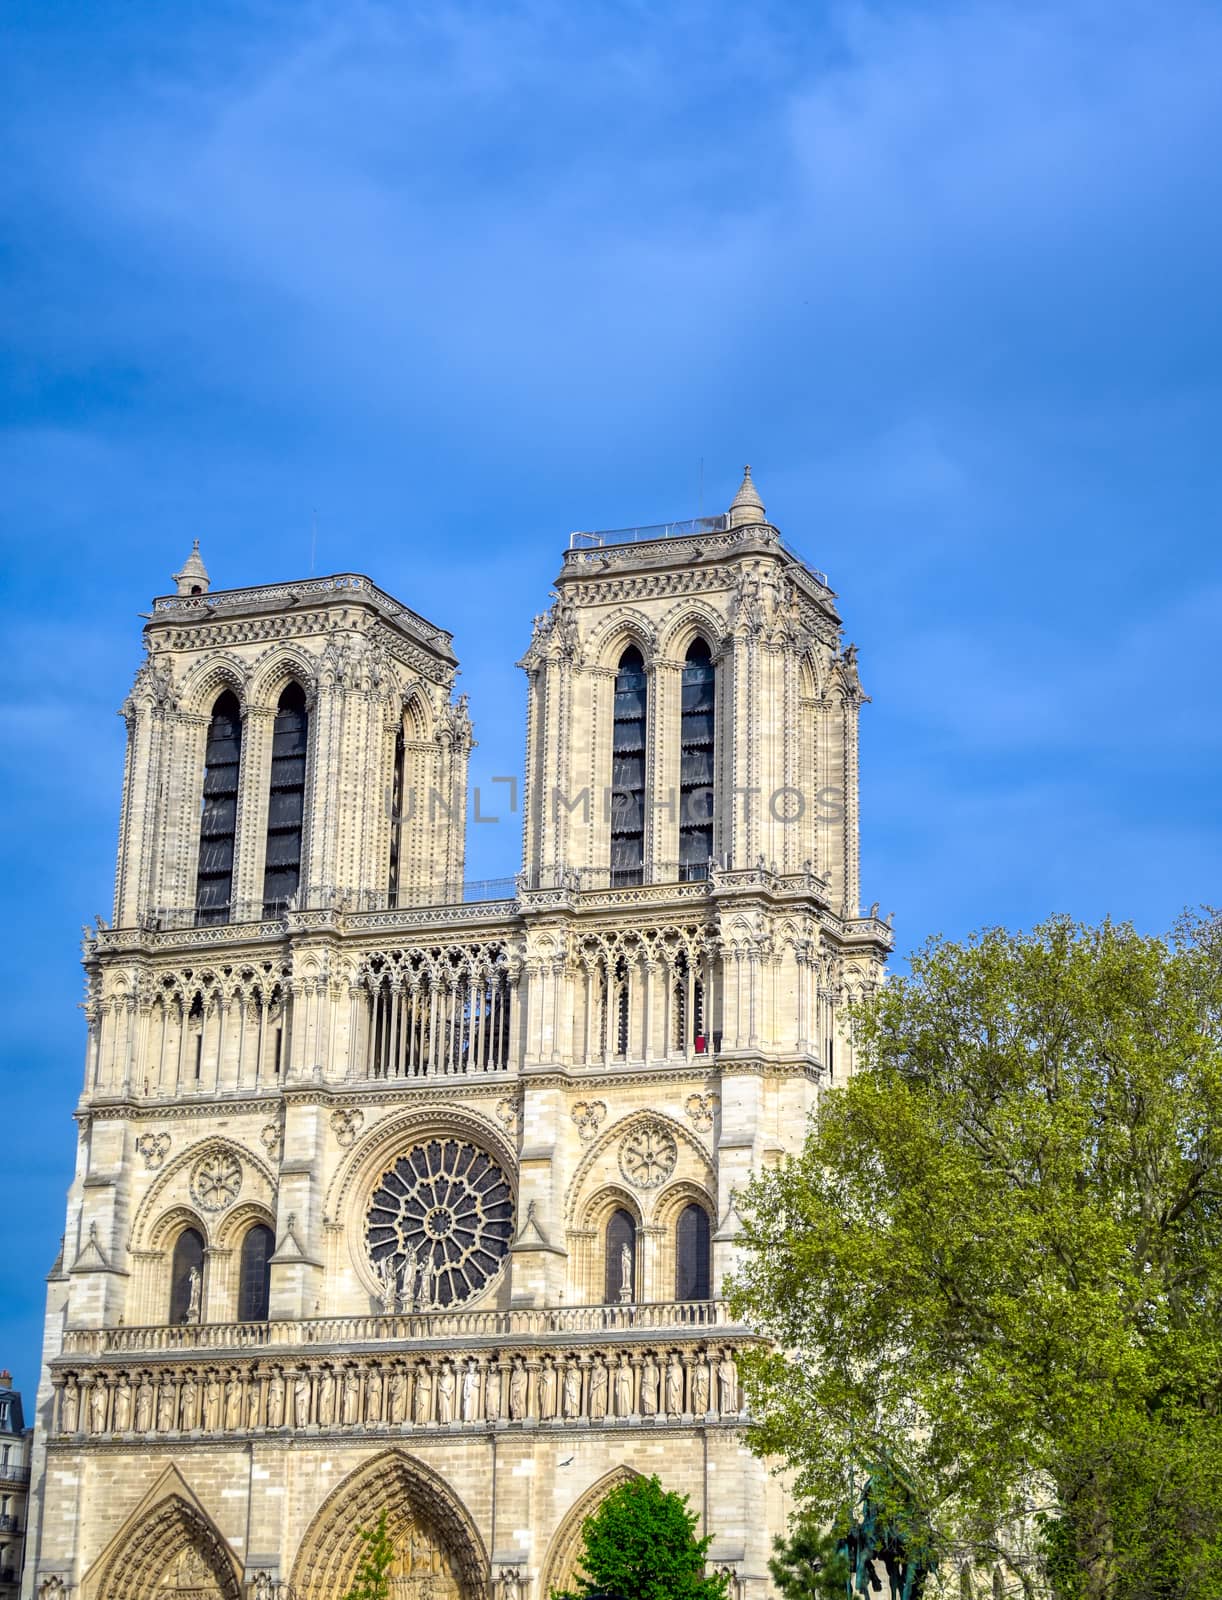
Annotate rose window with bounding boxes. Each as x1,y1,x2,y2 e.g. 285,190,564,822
619,1124,678,1189
190,1152,243,1212
365,1139,514,1308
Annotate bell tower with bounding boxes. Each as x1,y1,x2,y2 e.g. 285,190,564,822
518,467,868,915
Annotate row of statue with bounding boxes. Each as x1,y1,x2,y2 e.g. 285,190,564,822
56,1347,742,1434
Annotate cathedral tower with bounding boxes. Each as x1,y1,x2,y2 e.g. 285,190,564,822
24,475,890,1600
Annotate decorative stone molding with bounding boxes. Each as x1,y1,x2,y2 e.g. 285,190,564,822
190,1152,243,1213
330,1108,364,1148
135,1131,171,1171
684,1093,718,1134
571,1101,606,1142
619,1124,678,1190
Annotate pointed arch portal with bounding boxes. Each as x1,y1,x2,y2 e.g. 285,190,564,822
84,1481,241,1600
540,1465,645,1599
291,1448,489,1600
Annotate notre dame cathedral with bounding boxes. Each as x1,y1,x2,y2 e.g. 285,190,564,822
23,469,890,1600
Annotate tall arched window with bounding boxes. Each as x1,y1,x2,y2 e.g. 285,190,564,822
675,1203,712,1301
610,646,647,887
262,682,309,917
605,1208,637,1303
237,1223,275,1322
387,722,406,907
169,1226,205,1324
195,690,243,925
679,638,715,879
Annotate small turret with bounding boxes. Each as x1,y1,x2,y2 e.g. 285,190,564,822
727,464,765,527
172,539,210,596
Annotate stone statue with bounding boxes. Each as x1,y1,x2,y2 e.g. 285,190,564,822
179,1372,199,1431
292,1369,310,1429
691,1358,710,1416
254,1573,273,1600
500,1568,521,1600
619,1241,633,1301
484,1363,501,1423
202,1373,220,1431
267,1371,285,1428
718,1352,738,1414
413,1364,432,1424
342,1369,360,1425
614,1355,634,1417
225,1371,243,1431
508,1358,527,1421
562,1360,581,1419
460,1360,479,1423
317,1369,336,1427
366,1366,384,1424
61,1377,80,1434
388,1367,407,1424
247,1373,262,1429
376,1253,397,1314
665,1352,684,1416
113,1375,132,1431
538,1358,557,1421
640,1355,659,1416
88,1380,108,1434
186,1266,202,1324
588,1357,608,1421
157,1374,176,1431
400,1243,418,1312
135,1375,153,1433
436,1362,455,1424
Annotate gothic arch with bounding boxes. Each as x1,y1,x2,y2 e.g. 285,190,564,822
540,1466,644,1599
585,609,658,670
564,1108,714,1226
656,599,728,663
130,1137,278,1256
177,654,250,719
400,684,435,741
245,646,319,711
82,1466,241,1600
291,1448,489,1600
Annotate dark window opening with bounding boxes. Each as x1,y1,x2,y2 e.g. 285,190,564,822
610,646,647,887
237,1223,274,1322
679,638,715,880
676,1203,712,1301
169,1227,205,1324
605,1207,637,1303
195,690,242,925
262,682,308,918
388,724,405,907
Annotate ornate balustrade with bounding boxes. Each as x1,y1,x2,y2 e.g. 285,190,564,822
62,1299,736,1357
51,1325,749,1439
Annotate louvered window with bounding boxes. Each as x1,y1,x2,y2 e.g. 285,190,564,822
610,647,647,887
237,1223,274,1322
195,691,242,925
679,638,715,880
262,683,308,917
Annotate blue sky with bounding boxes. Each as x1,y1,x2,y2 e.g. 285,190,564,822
2,0,1221,1395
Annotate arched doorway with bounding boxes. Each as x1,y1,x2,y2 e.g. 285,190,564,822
540,1466,644,1599
292,1449,489,1600
83,1471,242,1600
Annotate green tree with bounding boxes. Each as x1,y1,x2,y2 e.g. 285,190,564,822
768,1510,852,1599
340,1509,396,1600
550,1473,729,1600
729,914,1222,1600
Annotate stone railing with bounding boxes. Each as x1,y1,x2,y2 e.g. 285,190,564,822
52,1331,749,1439
62,1299,735,1358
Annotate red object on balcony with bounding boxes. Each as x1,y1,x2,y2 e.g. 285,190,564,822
694,1035,707,1053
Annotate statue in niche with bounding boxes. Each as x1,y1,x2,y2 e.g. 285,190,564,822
157,1374,175,1431
562,1360,582,1419
135,1375,154,1433
436,1362,455,1424
413,1364,432,1424
247,1372,262,1429
619,1241,633,1302
508,1358,527,1421
500,1569,521,1600
718,1352,738,1414
225,1371,243,1431
366,1366,384,1424
202,1372,221,1431
317,1369,336,1427
460,1360,479,1423
640,1354,659,1416
61,1377,80,1434
614,1354,634,1417
267,1371,285,1428
342,1369,360,1425
178,1372,198,1431
399,1244,418,1312
112,1375,132,1431
253,1574,273,1600
186,1267,202,1324
376,1254,397,1315
665,1352,684,1416
691,1358,710,1416
292,1369,311,1428
538,1358,557,1420
387,1366,407,1424
484,1364,501,1423
88,1380,108,1434
588,1357,608,1421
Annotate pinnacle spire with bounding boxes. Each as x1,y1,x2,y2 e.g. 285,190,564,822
728,464,765,527
173,539,210,596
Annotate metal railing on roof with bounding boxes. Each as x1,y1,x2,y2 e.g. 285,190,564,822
569,516,729,548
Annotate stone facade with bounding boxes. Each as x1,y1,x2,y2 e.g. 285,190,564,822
0,1373,32,1600
24,471,891,1600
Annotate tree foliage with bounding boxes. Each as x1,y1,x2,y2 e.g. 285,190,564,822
550,1473,729,1600
768,1510,852,1599
729,914,1222,1600
340,1509,396,1600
